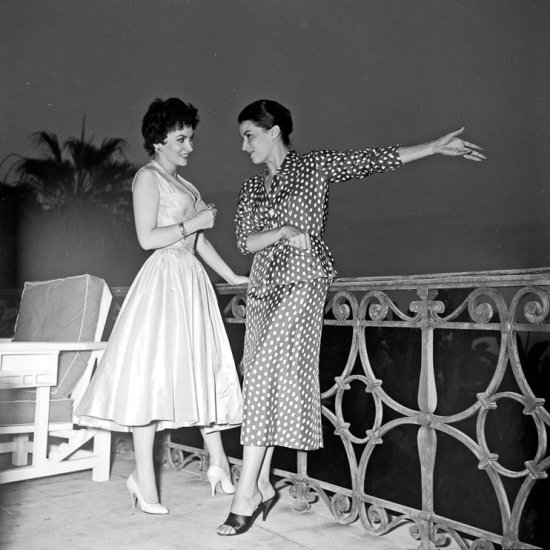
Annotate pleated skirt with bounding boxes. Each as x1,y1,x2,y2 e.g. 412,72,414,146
76,247,242,432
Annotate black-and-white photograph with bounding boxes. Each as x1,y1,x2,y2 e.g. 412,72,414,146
1,1,548,549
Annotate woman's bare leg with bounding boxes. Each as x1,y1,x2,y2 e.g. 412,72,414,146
200,428,230,472
132,423,160,503
216,444,269,535
257,446,275,499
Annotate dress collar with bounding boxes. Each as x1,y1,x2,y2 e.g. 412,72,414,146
261,149,297,181
275,149,297,175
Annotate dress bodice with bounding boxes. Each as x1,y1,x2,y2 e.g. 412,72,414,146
133,160,208,252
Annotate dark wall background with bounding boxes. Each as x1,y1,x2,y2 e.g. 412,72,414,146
1,3,548,544
1,0,549,286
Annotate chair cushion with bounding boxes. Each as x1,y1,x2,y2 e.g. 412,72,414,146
0,388,73,425
12,275,106,397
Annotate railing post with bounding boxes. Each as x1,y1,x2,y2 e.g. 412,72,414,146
416,287,438,550
291,450,313,511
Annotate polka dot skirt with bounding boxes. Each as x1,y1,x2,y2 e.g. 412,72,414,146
241,279,328,450
236,146,402,450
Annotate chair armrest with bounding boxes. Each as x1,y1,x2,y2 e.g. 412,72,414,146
0,342,108,389
0,342,108,352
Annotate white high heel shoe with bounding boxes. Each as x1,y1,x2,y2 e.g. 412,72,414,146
126,473,169,515
207,464,236,496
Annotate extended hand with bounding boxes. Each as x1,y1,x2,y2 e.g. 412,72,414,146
433,127,486,161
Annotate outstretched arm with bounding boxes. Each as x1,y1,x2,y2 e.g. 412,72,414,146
196,233,249,285
399,127,486,164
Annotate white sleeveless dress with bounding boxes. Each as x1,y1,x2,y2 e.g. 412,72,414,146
76,160,243,432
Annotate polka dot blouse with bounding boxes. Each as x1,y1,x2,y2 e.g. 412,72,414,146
235,146,402,288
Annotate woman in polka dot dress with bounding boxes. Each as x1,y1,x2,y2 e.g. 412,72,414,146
217,99,486,536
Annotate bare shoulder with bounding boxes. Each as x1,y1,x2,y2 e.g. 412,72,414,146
133,166,159,195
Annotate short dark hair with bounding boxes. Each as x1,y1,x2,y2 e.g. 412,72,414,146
142,98,199,155
238,99,293,147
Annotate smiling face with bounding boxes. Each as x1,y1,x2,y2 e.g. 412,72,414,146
239,120,276,165
156,125,194,171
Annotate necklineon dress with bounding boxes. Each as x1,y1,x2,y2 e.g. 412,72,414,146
76,160,242,432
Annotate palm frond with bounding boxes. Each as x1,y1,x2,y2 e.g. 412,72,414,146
30,131,63,163
9,124,137,211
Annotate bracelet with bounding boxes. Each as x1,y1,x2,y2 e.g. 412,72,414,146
178,222,187,238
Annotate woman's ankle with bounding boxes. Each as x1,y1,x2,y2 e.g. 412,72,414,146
208,458,230,472
230,489,262,514
257,478,274,498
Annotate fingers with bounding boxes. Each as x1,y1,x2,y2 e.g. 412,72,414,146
459,141,487,160
462,150,486,161
299,233,310,250
287,231,311,250
461,140,483,151
443,136,486,160
199,205,217,228
207,203,217,220
207,203,217,217
281,225,312,250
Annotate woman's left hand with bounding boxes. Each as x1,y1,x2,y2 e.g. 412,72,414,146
432,127,486,161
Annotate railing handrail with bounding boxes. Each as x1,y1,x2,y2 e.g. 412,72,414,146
3,267,550,299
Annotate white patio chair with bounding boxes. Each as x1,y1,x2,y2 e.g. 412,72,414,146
0,274,112,483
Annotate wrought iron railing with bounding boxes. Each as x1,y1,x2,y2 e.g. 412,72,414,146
165,268,549,550
1,268,548,549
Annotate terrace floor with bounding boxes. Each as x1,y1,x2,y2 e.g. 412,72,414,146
0,446,449,550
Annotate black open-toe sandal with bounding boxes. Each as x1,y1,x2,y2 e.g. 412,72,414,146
217,504,263,536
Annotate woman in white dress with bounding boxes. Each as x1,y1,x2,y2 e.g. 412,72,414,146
76,98,247,514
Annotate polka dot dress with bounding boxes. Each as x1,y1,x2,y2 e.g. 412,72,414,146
235,146,402,450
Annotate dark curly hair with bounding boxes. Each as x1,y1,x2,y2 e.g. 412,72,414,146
142,98,199,155
238,99,293,147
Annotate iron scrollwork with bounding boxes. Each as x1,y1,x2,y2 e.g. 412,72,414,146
158,272,550,550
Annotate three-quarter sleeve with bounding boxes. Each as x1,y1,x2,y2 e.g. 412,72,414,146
317,145,402,184
234,180,256,255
